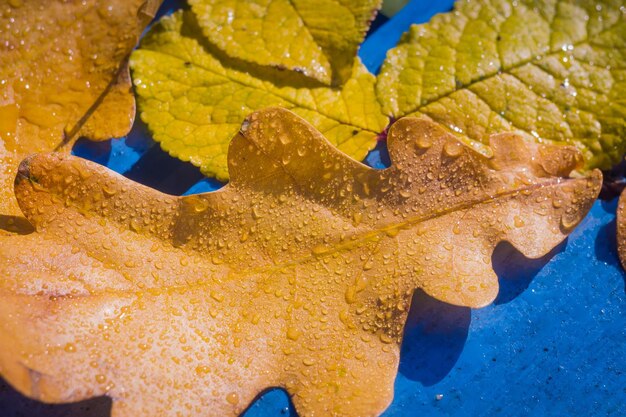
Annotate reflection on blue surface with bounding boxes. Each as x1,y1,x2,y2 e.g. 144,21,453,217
4,0,624,416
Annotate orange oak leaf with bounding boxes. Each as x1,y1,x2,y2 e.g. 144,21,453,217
0,108,600,416
0,0,160,233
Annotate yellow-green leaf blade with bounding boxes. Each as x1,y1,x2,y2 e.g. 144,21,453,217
376,0,626,169
130,11,388,181
189,0,381,85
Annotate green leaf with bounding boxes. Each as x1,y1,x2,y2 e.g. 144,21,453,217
376,0,626,170
130,11,388,181
189,0,382,85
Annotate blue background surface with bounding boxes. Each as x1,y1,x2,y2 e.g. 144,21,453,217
1,1,624,416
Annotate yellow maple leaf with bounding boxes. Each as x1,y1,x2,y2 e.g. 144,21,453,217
0,0,160,233
189,0,382,85
376,0,626,170
130,10,388,181
0,108,599,416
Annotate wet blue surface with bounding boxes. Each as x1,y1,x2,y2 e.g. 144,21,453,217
1,0,624,416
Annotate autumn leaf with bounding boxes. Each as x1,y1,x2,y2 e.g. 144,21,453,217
616,189,626,269
376,0,626,170
0,0,160,233
188,0,382,85
0,108,600,416
130,10,388,181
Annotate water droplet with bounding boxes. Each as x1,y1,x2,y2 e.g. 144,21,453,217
192,198,209,213
226,392,239,405
210,291,224,302
415,136,432,149
277,130,291,145
129,218,141,232
443,140,464,158
312,245,328,256
560,213,580,230
195,365,210,375
345,285,357,304
102,185,117,197
286,327,301,341
379,333,393,344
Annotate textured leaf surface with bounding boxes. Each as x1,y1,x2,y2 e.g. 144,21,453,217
189,0,381,85
130,11,388,181
376,0,626,170
0,0,159,232
0,108,600,417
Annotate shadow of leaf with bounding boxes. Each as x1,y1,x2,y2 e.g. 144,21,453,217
0,377,110,417
492,240,567,305
72,139,112,168
594,199,626,292
123,145,205,195
398,289,470,386
0,216,34,235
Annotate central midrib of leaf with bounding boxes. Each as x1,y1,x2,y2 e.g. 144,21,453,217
400,17,623,117
13,176,584,298
218,177,578,278
141,46,381,134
